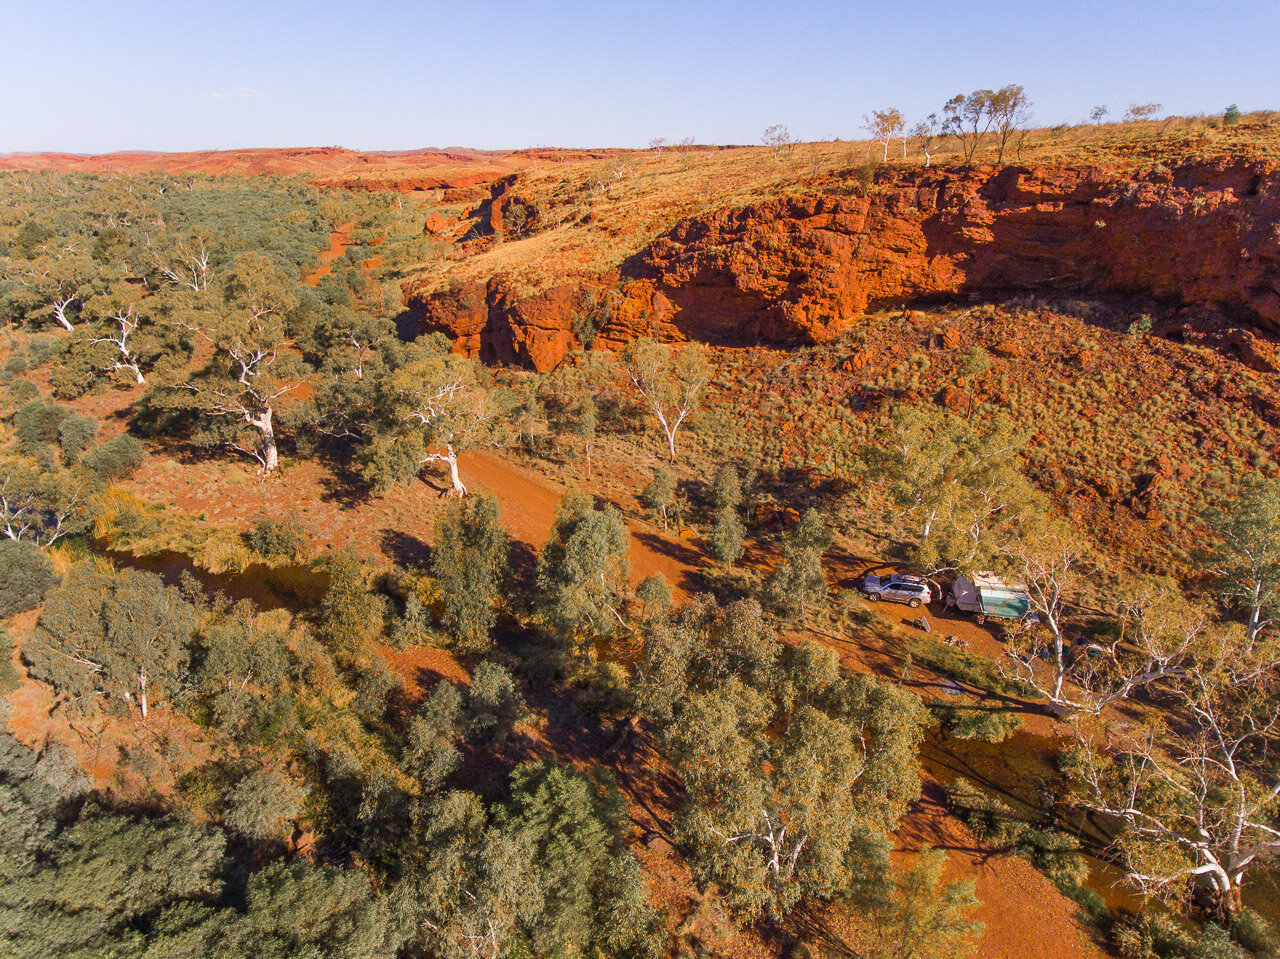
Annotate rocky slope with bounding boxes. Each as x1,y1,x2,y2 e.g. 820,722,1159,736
406,159,1280,369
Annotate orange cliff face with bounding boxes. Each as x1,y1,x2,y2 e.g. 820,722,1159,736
404,159,1280,370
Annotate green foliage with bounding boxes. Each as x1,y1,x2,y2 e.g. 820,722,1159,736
765,509,832,620
225,768,307,843
56,414,97,465
1114,912,1248,959
403,681,463,793
83,434,147,480
398,789,544,959
246,515,308,562
1230,909,1280,959
536,491,631,648
145,861,400,959
648,595,927,919
5,379,40,405
635,573,673,622
870,406,1032,573
710,506,746,564
0,629,19,694
910,636,1026,697
0,539,57,619
191,601,293,741
933,704,1024,742
867,848,984,959
710,463,743,511
1205,477,1280,642
641,465,676,527
463,661,527,744
498,759,661,958
13,399,69,453
945,777,1030,849
0,751,228,959
1224,104,1242,126
25,564,198,716
431,495,510,653
319,550,383,661
1128,313,1154,336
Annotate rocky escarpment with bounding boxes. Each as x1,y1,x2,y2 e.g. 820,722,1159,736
405,160,1280,369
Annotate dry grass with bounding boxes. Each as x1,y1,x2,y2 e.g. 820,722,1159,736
401,111,1280,299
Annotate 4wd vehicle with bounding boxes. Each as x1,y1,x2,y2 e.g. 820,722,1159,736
861,573,933,607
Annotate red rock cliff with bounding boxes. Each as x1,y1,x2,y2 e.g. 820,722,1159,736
405,160,1280,369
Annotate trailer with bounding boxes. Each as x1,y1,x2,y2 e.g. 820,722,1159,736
950,573,1037,625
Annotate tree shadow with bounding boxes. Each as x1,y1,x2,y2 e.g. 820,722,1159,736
314,448,375,508
629,530,706,594
507,540,539,593
380,529,431,568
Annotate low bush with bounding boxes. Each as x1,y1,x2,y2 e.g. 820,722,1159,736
933,703,1023,742
13,399,69,453
5,379,40,405
58,414,98,464
0,629,19,694
84,434,147,481
0,540,57,619
911,637,1026,696
246,515,308,562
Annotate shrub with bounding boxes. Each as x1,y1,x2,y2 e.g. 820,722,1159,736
0,540,57,619
710,507,746,564
945,777,1029,849
225,768,307,842
26,337,53,367
13,400,69,453
58,414,98,465
246,515,308,562
5,379,40,405
935,704,1023,742
1018,828,1089,890
1230,909,1279,958
1224,104,1242,127
84,434,147,480
641,466,677,528
3,353,28,378
0,628,19,694
1128,314,1153,336
464,661,528,744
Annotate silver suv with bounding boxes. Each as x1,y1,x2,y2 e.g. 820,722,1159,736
861,573,933,608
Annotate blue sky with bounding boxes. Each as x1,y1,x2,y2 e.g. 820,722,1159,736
2,0,1275,152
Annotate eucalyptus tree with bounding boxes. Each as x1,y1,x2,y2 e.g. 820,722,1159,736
363,351,501,497
25,565,199,719
621,338,711,461
161,253,303,473
1067,622,1280,919
535,491,631,649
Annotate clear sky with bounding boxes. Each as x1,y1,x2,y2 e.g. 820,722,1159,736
2,0,1276,153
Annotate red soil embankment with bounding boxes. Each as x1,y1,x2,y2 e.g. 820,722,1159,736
408,159,1280,370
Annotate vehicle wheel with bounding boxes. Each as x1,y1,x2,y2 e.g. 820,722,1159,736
909,598,921,608
866,593,880,601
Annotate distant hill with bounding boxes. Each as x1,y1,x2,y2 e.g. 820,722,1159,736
0,145,619,190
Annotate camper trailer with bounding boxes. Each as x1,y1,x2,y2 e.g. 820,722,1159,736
950,573,1037,625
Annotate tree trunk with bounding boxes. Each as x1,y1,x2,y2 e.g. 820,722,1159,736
446,445,467,497
138,672,149,720
53,300,74,331
251,407,278,473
